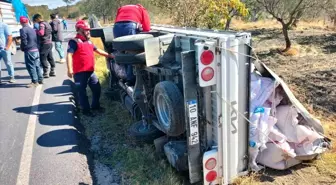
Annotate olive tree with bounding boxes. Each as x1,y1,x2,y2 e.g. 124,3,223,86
325,0,336,26
256,0,320,52
200,0,248,30
62,0,75,14
151,0,248,29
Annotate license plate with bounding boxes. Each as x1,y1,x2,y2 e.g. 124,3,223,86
188,100,199,145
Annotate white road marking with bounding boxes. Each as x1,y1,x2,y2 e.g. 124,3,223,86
16,85,43,185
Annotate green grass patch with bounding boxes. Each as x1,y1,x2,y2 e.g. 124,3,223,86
78,38,183,185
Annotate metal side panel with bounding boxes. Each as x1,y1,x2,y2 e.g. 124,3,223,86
103,27,114,42
220,37,249,184
182,50,202,184
144,34,175,67
211,85,218,145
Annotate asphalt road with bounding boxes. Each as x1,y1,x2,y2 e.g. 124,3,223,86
0,21,93,185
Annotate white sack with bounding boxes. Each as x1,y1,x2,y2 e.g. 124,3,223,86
275,105,300,143
269,125,287,143
250,73,276,112
257,142,299,170
249,108,263,171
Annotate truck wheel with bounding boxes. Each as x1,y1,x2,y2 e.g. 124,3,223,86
129,121,165,143
154,81,185,136
112,34,153,51
114,52,146,65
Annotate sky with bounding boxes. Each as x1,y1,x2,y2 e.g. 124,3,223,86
21,0,81,9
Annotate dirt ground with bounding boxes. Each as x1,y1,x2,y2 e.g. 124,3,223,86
235,27,336,185
87,25,336,185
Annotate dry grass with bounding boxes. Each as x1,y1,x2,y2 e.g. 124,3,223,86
232,19,282,30
231,19,335,31
86,23,336,185
79,37,183,185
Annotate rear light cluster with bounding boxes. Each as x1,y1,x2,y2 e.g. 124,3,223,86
203,150,219,184
200,50,215,82
196,40,217,87
205,158,218,182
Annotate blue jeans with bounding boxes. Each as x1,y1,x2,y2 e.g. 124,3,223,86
74,71,101,111
0,49,14,78
24,51,43,83
113,22,139,84
55,41,64,59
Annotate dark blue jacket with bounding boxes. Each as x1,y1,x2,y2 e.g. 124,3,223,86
20,24,38,52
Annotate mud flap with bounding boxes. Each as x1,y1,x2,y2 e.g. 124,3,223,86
182,50,202,183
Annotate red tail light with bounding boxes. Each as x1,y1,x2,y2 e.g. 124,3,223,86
205,158,217,170
201,67,214,81
201,50,214,65
206,171,217,182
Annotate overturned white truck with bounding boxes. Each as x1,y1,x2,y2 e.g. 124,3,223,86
90,25,330,185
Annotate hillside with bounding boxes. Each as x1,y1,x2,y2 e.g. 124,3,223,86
25,1,84,20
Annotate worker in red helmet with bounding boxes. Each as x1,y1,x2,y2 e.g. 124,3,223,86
113,4,151,86
66,20,114,117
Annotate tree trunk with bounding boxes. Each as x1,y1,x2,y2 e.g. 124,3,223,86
251,9,259,22
282,23,291,52
225,18,232,30
292,19,299,28
103,15,106,24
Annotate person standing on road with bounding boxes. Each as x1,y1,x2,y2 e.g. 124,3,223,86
62,18,67,31
0,21,15,83
50,13,65,63
66,20,114,116
19,16,43,87
113,4,151,86
32,13,56,78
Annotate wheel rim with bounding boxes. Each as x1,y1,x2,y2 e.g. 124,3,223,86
138,123,149,133
157,94,170,127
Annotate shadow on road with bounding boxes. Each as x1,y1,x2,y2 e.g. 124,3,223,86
12,79,97,185
0,83,30,88
1,67,27,71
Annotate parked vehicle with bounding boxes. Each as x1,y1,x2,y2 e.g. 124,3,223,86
90,24,329,185
0,0,29,51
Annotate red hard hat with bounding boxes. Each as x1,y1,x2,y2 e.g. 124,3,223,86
75,20,90,30
20,16,29,24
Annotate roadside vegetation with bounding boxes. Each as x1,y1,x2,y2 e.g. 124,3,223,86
46,0,335,184
87,19,336,184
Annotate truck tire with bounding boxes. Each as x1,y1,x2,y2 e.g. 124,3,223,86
114,52,146,65
154,81,185,136
112,34,153,51
129,121,165,143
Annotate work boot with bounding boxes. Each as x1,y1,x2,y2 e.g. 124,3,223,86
59,58,66,63
49,69,56,77
26,82,39,88
9,77,16,83
43,69,49,78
